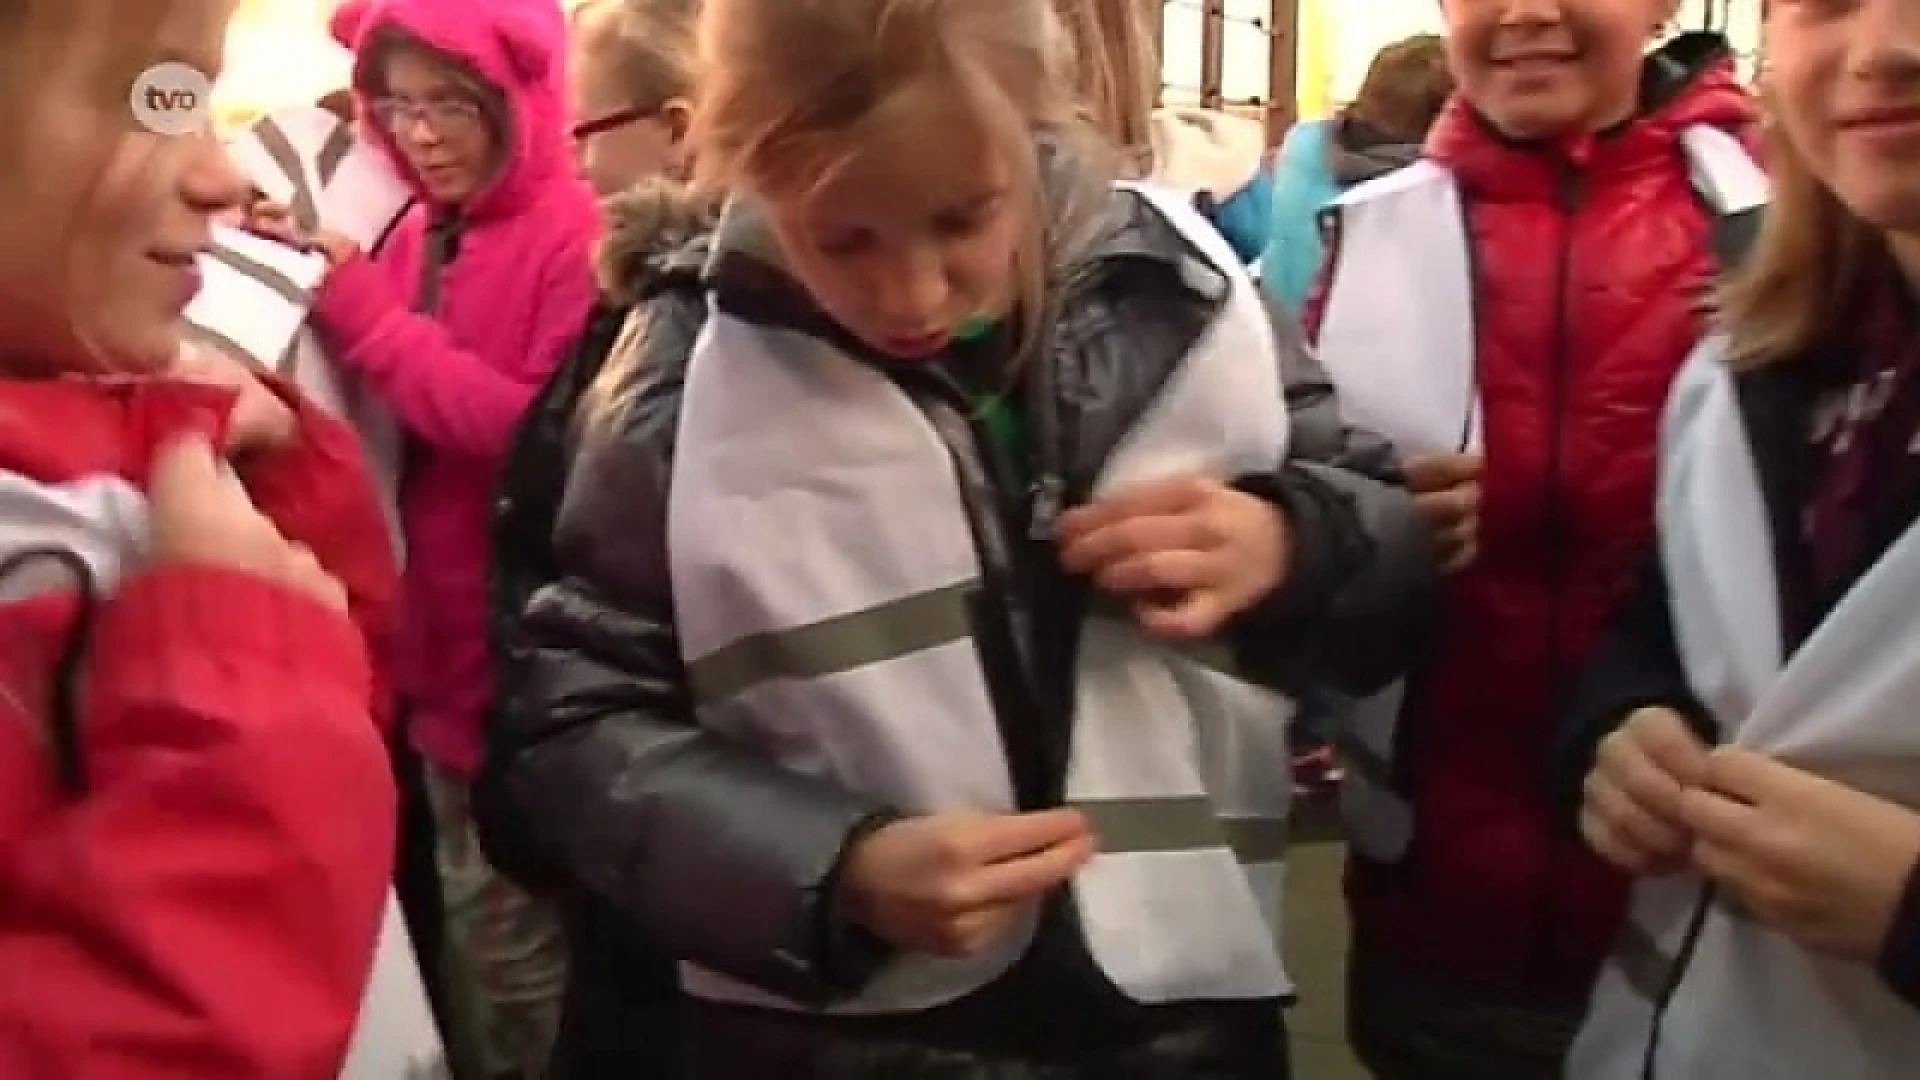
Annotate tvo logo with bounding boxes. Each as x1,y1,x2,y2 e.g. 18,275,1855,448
131,62,213,136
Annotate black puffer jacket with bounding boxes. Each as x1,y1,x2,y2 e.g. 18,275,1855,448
483,177,1437,1077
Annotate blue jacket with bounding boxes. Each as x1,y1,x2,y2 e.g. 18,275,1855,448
1259,120,1344,316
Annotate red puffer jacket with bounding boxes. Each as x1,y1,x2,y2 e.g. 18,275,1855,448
1305,41,1755,999
0,378,400,1077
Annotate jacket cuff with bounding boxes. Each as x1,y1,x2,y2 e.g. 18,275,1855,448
1879,855,1920,1009
311,252,401,362
813,810,902,993
1226,467,1369,640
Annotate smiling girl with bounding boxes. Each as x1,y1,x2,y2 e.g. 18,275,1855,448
1566,0,1920,1074
0,0,402,1075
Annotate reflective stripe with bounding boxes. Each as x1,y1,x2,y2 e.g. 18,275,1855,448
1072,796,1287,863
688,585,1256,704
204,240,313,309
252,115,321,230
687,581,974,703
316,119,357,190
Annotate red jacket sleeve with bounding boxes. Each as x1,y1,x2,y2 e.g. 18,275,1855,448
1298,215,1340,345
0,566,394,1079
233,376,402,730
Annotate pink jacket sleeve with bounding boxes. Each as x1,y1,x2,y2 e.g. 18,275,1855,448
311,247,596,459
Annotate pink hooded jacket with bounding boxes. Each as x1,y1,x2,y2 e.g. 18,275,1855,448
314,0,599,777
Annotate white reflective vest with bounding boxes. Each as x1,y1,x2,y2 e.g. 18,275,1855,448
189,105,412,559
1312,125,1767,862
1568,341,1920,1078
664,184,1296,1013
202,107,442,1079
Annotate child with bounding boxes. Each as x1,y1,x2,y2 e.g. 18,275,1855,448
568,0,698,196
1304,2,1759,1074
0,0,401,1074
487,179,716,1080
1563,0,1920,1073
484,0,1435,1075
1261,34,1451,316
287,0,602,1074
1049,0,1274,263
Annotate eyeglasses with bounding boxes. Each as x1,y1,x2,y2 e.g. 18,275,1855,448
370,96,484,134
570,105,656,144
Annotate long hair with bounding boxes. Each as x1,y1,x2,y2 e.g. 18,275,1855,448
1715,114,1900,369
1047,0,1158,168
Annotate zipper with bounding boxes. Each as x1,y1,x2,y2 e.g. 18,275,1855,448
1531,162,1581,979
900,366,1055,810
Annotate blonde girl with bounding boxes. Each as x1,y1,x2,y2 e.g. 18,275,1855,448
568,0,698,195
0,0,402,1074
487,0,1433,1075
1565,0,1920,1074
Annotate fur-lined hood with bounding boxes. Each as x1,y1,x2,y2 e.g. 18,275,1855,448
594,176,720,305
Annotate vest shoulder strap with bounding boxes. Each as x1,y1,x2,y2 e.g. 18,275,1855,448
1679,124,1768,273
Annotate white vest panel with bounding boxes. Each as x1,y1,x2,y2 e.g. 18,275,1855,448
666,184,1295,1013
1569,342,1920,1079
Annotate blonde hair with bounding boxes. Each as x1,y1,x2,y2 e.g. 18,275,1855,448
1716,116,1898,369
571,0,697,112
1047,0,1158,169
690,0,1114,373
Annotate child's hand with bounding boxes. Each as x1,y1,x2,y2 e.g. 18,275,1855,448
838,810,1094,958
1681,749,1920,962
306,228,359,268
1581,706,1710,875
1057,476,1290,640
147,434,346,611
1403,452,1482,572
242,199,304,248
172,342,297,453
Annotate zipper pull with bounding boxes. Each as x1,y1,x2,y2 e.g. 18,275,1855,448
1029,473,1063,542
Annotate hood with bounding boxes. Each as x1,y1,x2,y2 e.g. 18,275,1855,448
1327,114,1424,185
1148,107,1270,200
329,0,580,221
595,177,721,305
1427,31,1756,200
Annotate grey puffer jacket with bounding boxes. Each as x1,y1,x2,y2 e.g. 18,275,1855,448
482,172,1438,1078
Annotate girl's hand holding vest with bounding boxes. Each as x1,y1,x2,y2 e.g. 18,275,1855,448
172,343,297,454
241,200,358,270
1680,749,1920,965
838,809,1095,958
147,434,348,612
1402,452,1483,574
1582,705,1711,876
1056,475,1289,640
